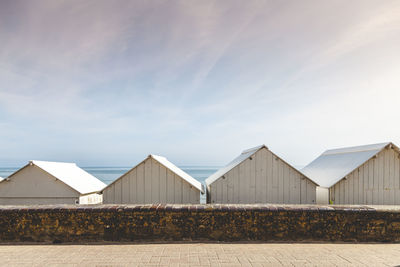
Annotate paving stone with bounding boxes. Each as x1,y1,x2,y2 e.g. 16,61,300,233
0,243,399,266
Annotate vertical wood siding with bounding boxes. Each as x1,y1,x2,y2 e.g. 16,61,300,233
330,147,400,204
103,158,200,204
0,165,80,205
209,148,316,204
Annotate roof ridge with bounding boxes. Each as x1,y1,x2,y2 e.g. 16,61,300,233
322,142,390,156
151,155,204,193
241,144,267,154
206,145,266,185
28,160,106,194
302,142,395,188
30,160,77,165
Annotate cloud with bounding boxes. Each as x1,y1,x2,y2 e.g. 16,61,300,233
0,0,400,166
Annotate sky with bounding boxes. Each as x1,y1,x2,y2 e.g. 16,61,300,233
1,0,400,168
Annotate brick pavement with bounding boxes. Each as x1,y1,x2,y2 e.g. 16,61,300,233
0,243,399,266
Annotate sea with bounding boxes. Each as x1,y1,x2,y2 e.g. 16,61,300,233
0,166,219,203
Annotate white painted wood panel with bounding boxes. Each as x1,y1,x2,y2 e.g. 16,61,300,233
122,172,130,204
137,163,145,203
330,148,400,205
306,180,315,204
227,172,233,203
114,179,122,204
182,181,189,203
174,174,182,203
159,165,167,203
103,157,202,204
0,165,80,205
249,155,256,203
144,159,152,203
395,155,400,204
151,159,160,203
389,149,395,204
130,168,137,203
278,159,284,203
272,155,279,202
167,169,175,203
266,151,273,203
238,159,246,203
233,167,239,203
208,147,316,204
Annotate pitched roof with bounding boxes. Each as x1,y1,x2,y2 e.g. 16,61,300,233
103,155,204,193
8,160,106,194
206,145,317,187
205,145,266,185
301,142,396,188
151,155,204,193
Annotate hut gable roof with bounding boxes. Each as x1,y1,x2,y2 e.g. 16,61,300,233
150,155,204,193
206,145,317,186
301,142,397,188
18,160,106,194
205,145,266,186
103,155,204,193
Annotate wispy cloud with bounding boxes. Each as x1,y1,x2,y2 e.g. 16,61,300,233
0,0,400,166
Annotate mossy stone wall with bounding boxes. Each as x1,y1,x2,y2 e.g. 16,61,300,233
0,204,399,243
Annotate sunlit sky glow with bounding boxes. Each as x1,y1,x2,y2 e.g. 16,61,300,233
1,0,400,167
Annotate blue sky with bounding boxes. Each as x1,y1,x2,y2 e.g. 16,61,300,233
1,0,400,167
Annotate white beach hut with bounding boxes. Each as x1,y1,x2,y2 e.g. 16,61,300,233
102,154,204,204
302,142,400,205
0,160,106,205
205,145,317,204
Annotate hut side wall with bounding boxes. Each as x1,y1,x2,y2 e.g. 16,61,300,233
330,147,400,205
103,158,200,204
209,148,316,204
316,187,329,204
0,165,80,205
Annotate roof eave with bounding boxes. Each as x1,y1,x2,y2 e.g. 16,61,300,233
150,155,204,193
205,145,267,186
315,142,396,188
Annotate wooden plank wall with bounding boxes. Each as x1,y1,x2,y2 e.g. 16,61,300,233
209,148,316,204
330,147,400,204
103,158,200,204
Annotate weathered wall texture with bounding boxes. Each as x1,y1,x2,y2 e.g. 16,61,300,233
209,148,316,204
0,204,400,243
103,158,200,204
330,147,400,205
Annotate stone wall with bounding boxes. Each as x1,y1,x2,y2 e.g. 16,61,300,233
0,204,399,243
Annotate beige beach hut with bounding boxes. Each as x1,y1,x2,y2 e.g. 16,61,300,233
102,154,204,204
302,142,400,205
205,145,317,204
0,160,106,205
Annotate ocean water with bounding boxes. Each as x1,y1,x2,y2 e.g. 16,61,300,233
0,166,218,187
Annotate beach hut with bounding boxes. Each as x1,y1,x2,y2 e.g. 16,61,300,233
205,145,317,204
102,154,204,204
0,160,106,205
301,142,400,205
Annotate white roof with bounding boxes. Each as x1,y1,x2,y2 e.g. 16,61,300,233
301,142,393,188
205,145,267,185
28,160,106,194
103,155,204,193
150,155,204,193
